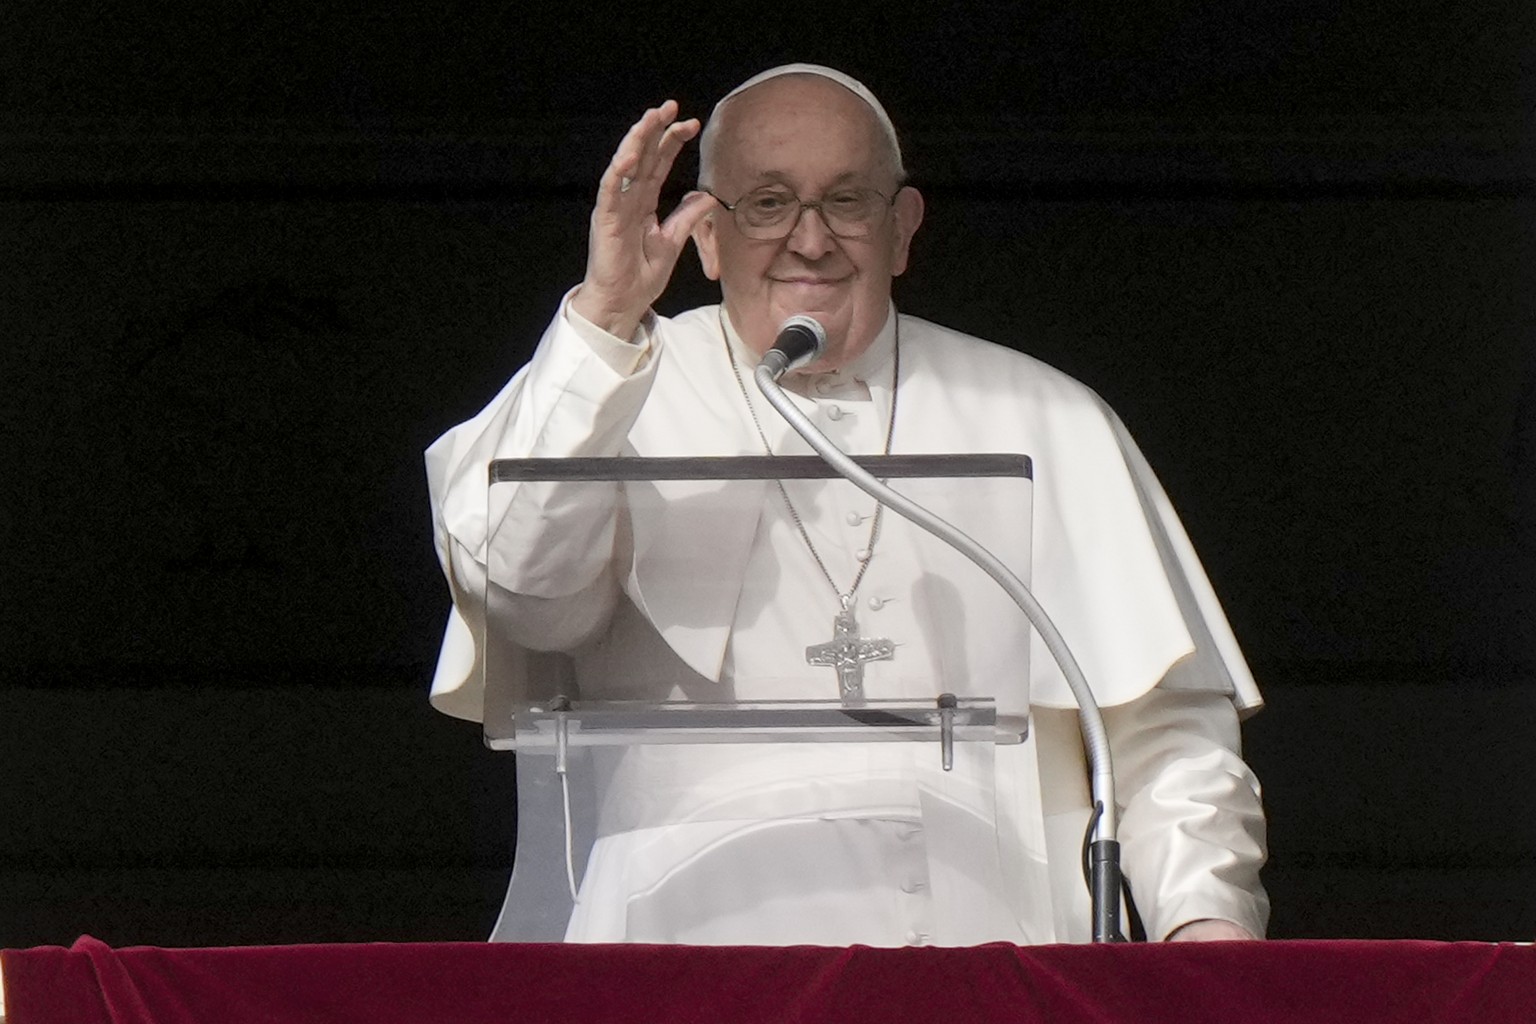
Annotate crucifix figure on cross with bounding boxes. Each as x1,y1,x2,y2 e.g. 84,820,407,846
806,598,895,704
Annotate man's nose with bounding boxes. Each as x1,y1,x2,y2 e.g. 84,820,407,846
785,203,838,259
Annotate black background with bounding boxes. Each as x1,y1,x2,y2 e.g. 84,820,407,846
2,1,1533,946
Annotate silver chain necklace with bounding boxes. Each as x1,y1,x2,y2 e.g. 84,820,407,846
720,308,900,703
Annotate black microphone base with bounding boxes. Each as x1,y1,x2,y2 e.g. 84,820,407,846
1090,838,1129,943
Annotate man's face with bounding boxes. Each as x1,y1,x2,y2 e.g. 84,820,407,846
693,75,924,371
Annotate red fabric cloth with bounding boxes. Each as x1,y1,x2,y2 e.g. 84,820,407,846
4,936,1533,1024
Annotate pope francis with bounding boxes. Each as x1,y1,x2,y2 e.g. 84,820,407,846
426,64,1269,945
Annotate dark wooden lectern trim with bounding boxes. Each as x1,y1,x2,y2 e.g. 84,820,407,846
489,453,1033,483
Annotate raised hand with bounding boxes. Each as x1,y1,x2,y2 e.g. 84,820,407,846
570,100,719,341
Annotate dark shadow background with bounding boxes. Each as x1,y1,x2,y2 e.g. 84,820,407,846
2,1,1533,946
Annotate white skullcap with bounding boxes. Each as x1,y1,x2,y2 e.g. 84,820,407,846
699,63,905,182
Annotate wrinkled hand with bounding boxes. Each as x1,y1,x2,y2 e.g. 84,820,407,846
1166,919,1258,942
570,100,719,340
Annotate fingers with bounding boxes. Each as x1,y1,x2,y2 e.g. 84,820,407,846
600,102,671,201
1166,920,1257,942
631,101,697,191
600,100,699,208
581,101,708,331
650,116,702,187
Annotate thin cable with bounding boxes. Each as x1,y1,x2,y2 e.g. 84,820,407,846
560,770,579,902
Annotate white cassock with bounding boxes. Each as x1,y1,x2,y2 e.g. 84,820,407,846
426,293,1269,944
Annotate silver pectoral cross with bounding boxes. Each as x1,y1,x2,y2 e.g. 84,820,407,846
806,599,895,705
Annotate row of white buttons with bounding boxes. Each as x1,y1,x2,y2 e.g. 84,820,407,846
846,505,885,614
892,822,932,946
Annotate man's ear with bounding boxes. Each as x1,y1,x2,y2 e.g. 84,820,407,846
889,186,925,277
693,212,721,281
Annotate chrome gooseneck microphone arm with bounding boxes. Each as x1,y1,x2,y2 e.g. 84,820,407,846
754,327,1126,943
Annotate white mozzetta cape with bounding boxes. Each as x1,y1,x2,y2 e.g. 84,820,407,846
426,301,1262,723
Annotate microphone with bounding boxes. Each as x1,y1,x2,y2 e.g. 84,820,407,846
759,315,827,379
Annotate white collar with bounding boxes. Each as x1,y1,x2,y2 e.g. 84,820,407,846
718,305,898,393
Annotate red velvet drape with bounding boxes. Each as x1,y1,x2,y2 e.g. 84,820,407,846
5,936,1533,1024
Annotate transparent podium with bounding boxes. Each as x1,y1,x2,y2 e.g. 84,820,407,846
481,454,1057,945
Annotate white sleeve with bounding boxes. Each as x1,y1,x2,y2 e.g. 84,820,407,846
1104,685,1270,940
424,294,662,714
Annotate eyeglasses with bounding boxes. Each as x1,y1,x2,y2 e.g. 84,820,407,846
705,184,901,240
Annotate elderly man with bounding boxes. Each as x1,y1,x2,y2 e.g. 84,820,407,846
427,64,1268,945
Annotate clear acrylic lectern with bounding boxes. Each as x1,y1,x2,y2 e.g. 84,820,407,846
481,454,1055,945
